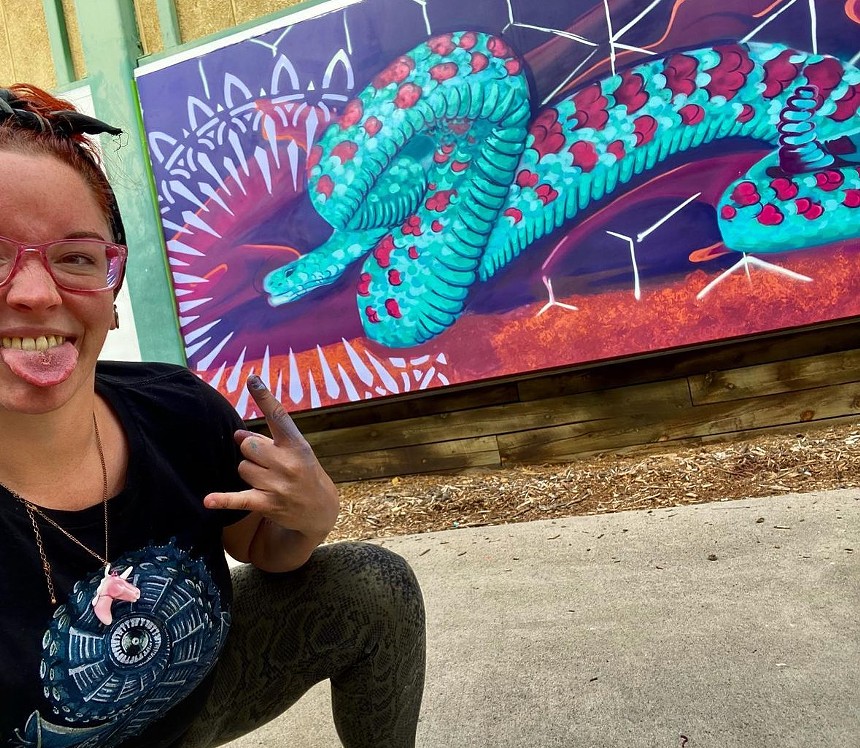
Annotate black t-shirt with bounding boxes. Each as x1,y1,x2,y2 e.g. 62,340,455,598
0,362,248,747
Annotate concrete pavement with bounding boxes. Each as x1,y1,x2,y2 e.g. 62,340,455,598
226,489,859,747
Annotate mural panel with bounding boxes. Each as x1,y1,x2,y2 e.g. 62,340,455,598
135,0,860,419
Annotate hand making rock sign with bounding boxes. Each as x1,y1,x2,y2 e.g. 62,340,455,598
208,374,340,573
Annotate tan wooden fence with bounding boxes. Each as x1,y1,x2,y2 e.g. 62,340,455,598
281,323,860,482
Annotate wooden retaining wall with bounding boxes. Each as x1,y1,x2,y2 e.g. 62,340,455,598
274,322,860,483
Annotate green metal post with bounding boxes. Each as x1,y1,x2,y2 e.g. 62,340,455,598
75,0,185,364
155,0,182,49
41,0,75,86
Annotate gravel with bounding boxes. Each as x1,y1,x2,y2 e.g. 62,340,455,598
332,420,860,541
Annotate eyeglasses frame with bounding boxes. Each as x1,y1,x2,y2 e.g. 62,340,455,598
0,235,128,293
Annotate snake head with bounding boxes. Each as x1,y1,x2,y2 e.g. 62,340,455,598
263,228,390,307
263,256,337,306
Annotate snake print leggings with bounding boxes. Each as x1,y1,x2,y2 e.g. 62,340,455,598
179,542,426,747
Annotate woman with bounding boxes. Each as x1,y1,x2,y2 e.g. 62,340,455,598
0,85,425,747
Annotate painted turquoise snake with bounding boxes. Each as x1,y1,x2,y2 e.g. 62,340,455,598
263,31,860,349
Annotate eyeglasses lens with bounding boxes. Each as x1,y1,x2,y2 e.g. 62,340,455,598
0,239,122,291
0,239,17,286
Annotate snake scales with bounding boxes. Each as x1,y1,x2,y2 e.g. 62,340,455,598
264,32,860,348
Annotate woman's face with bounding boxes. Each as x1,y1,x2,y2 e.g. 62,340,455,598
0,150,115,415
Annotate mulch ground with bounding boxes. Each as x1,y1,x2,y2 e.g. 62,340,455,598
330,420,860,541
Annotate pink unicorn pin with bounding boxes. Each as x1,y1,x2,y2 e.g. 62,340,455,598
92,565,141,625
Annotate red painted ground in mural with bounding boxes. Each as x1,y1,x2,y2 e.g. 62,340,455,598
452,244,860,379
217,242,859,418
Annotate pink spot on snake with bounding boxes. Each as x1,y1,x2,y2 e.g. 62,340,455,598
756,203,784,225
731,181,760,206
737,104,756,123
357,272,372,296
516,170,539,188
569,85,609,131
339,99,364,129
470,52,489,74
803,203,825,220
430,62,459,82
607,140,626,161
704,45,754,101
373,235,395,268
395,83,422,109
832,83,860,122
364,116,382,136
721,205,737,220
451,160,470,172
529,109,566,158
505,58,521,76
487,37,511,58
331,140,358,164
535,184,558,205
388,270,403,286
402,216,423,236
795,197,824,220
679,104,705,125
633,115,657,146
795,197,813,214
307,145,322,170
431,220,443,233
428,34,455,56
373,56,415,89
385,299,403,318
762,51,802,99
426,189,456,212
770,177,798,201
569,140,599,173
316,175,334,198
408,246,420,259
815,170,844,191
505,207,523,223
804,58,844,105
449,120,471,135
458,32,477,50
614,71,648,114
843,189,860,208
365,307,380,324
663,54,698,97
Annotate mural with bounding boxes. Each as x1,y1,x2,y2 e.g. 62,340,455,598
135,0,860,419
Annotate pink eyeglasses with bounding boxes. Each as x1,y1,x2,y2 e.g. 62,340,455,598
0,236,127,292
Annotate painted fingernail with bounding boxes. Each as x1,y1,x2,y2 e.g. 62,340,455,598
248,375,265,390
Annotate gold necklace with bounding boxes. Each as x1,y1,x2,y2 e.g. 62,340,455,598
2,413,109,604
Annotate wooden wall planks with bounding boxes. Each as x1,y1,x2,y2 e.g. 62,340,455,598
279,322,860,483
326,436,501,483
688,348,860,404
305,379,691,458
498,381,860,463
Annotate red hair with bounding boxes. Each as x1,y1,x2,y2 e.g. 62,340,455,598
0,84,115,232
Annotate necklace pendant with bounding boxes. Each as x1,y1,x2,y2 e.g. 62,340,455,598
91,564,141,626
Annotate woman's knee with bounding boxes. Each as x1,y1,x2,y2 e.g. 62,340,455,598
230,542,424,628
310,542,425,620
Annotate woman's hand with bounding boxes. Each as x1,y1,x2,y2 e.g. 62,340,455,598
208,375,340,572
